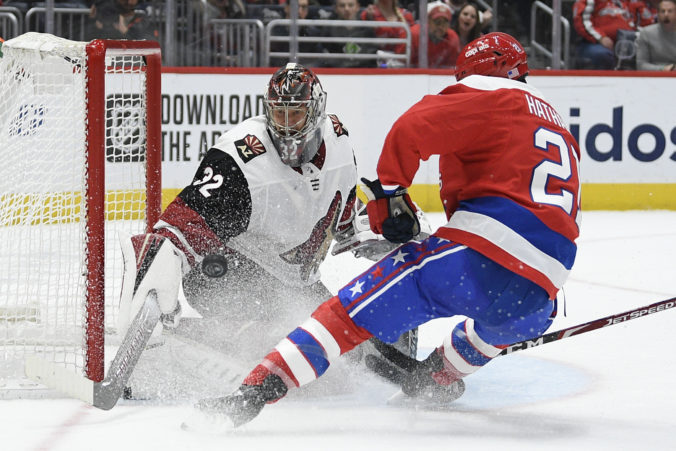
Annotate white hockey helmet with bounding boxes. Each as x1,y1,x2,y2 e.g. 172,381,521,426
264,63,327,167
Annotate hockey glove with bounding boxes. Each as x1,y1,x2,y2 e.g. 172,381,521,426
365,338,465,403
360,178,420,243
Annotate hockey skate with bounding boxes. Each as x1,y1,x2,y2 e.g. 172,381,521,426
386,379,465,408
366,339,466,406
182,374,288,431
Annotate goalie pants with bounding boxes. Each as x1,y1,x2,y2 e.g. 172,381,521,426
254,236,555,388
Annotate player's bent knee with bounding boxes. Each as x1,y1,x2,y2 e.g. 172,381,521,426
475,301,554,345
310,296,373,355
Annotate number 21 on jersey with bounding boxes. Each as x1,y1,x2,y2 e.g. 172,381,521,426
530,126,581,226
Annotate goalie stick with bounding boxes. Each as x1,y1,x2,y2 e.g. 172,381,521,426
499,295,676,356
24,292,161,410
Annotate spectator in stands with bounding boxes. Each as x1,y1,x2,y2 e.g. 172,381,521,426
451,2,482,48
269,0,322,66
203,0,246,19
495,0,530,41
360,0,414,56
410,1,460,68
86,0,158,41
572,0,650,70
447,0,492,31
632,0,660,23
201,0,247,65
321,0,377,67
636,0,676,70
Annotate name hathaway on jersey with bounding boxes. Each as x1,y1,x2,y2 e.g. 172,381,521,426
524,93,565,128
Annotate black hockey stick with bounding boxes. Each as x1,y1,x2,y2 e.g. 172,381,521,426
25,292,161,410
499,295,676,356
368,295,676,381
366,295,676,402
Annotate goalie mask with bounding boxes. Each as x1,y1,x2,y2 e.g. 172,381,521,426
455,32,529,82
264,63,327,167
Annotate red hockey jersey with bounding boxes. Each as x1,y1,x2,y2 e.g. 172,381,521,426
377,75,581,299
573,0,639,42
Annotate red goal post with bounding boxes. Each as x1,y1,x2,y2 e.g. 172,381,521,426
84,39,162,382
0,33,162,389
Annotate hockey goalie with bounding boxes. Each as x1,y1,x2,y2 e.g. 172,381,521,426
118,63,429,400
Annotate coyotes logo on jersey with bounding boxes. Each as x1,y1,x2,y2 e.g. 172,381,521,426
234,134,267,163
328,114,348,137
279,193,342,282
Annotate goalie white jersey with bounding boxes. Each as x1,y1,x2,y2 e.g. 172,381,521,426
156,114,358,287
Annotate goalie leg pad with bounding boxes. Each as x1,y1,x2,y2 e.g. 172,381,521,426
118,232,186,336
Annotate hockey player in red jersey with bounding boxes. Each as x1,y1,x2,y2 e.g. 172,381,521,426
184,32,581,429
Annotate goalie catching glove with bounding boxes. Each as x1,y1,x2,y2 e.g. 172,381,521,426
361,178,420,243
365,338,465,403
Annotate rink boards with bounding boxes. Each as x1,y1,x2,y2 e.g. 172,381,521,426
157,69,676,211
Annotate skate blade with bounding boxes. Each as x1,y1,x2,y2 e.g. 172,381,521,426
386,381,465,410
181,407,236,434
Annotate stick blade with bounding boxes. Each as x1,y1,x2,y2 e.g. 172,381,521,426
23,292,161,410
93,292,162,410
24,355,95,405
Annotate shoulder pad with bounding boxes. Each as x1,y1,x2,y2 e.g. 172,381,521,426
328,114,349,137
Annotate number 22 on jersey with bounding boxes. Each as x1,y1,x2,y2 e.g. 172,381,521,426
192,166,224,198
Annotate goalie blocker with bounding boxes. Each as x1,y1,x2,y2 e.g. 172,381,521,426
117,231,188,336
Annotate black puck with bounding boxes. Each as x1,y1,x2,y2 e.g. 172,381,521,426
123,386,133,400
202,254,228,278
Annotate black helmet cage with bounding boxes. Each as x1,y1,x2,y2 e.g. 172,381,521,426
264,63,327,167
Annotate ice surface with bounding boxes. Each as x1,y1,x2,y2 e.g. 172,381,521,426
2,211,676,451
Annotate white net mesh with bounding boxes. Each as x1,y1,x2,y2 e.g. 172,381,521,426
0,33,156,391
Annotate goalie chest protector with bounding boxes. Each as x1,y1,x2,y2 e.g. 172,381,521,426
213,115,357,286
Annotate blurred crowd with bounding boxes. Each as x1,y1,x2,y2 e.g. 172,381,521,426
0,0,674,70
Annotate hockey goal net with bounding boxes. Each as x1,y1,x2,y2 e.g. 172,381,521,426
0,33,162,393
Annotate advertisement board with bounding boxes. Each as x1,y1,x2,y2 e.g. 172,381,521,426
160,70,676,210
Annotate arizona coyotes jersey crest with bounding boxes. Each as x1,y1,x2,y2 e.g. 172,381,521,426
328,114,348,137
158,115,358,287
234,134,267,162
377,75,581,299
